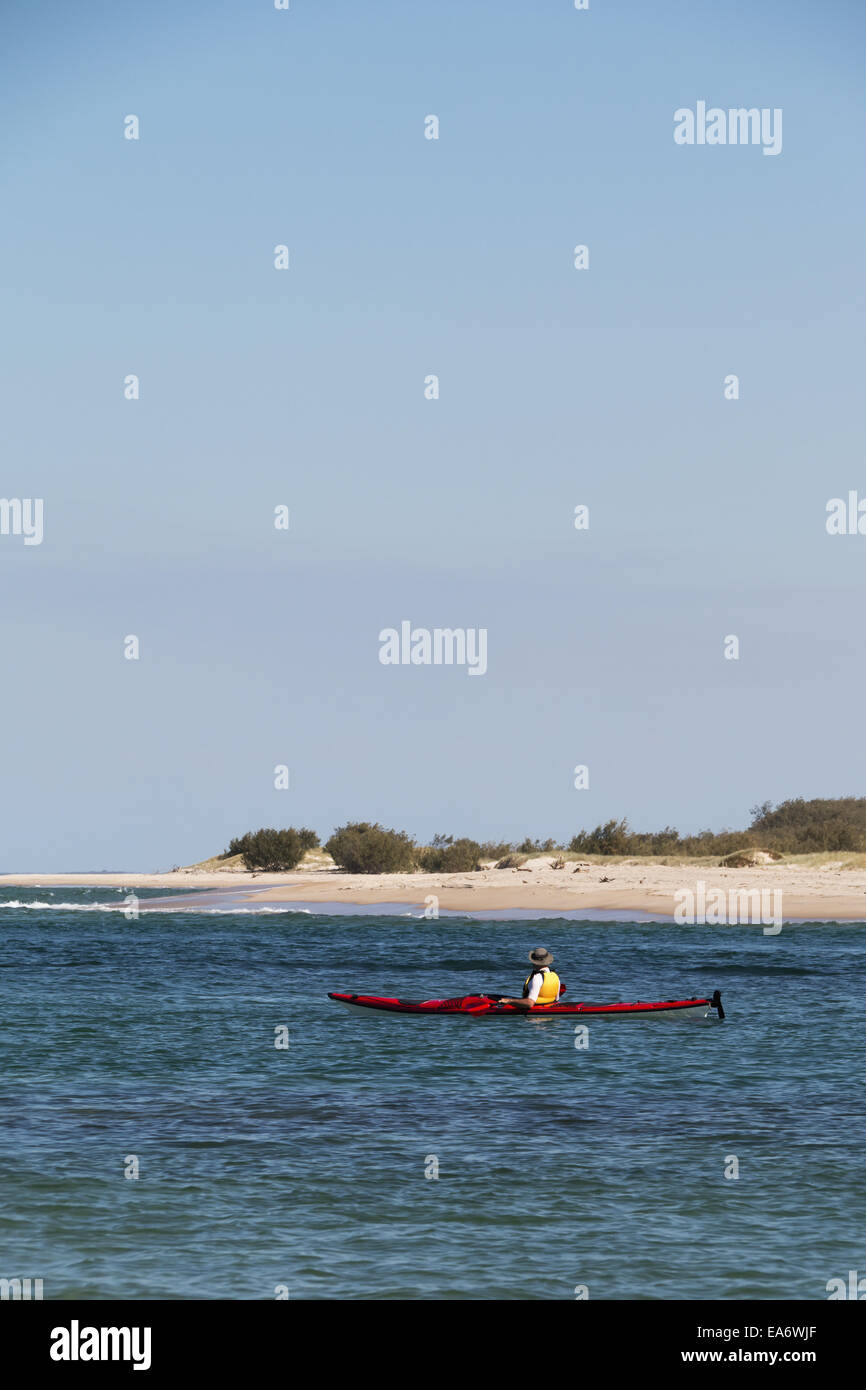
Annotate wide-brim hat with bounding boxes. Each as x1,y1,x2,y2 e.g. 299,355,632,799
528,947,554,967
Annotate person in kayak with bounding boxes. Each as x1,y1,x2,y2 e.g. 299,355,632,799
498,947,562,1009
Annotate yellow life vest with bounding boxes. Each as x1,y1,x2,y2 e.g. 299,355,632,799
523,968,560,1006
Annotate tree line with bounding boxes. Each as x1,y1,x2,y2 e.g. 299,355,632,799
222,798,866,872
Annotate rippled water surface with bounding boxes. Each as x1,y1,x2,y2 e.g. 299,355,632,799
0,888,863,1299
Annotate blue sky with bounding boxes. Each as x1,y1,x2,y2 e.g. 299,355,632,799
2,1,865,868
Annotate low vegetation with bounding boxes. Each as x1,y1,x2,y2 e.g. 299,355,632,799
568,800,866,858
223,828,307,871
325,822,416,874
217,799,866,874
416,835,483,873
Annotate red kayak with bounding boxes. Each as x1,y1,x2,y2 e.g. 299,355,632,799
328,990,724,1020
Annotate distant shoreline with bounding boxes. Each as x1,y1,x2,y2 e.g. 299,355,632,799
3,860,866,920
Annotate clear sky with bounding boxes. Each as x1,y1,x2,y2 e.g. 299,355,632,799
2,1,864,869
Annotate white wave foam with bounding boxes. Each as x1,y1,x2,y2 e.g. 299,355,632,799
0,899,124,912
0,899,313,915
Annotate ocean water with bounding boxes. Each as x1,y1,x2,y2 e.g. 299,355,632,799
0,887,863,1301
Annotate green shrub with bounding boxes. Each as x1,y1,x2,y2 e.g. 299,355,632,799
326,822,416,874
569,819,632,856
227,827,305,871
297,827,320,851
418,836,483,872
480,841,513,860
748,797,866,853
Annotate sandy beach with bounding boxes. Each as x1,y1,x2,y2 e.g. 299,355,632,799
4,858,866,919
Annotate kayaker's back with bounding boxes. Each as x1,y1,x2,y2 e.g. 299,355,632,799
523,968,561,1006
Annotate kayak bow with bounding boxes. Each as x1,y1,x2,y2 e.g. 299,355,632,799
328,990,725,1020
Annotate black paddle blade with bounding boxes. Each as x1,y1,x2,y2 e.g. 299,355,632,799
710,989,725,1020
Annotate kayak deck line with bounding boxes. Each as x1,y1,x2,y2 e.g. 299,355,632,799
328,990,725,1020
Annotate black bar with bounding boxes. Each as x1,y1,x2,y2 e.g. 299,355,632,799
5,1299,861,1376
